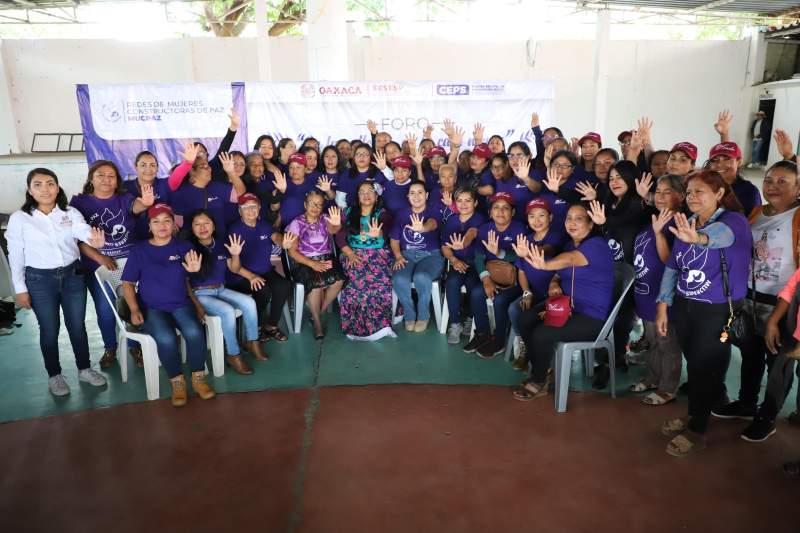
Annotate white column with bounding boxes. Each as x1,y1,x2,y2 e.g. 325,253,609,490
255,0,272,81
307,0,349,81
0,41,20,154
592,9,610,135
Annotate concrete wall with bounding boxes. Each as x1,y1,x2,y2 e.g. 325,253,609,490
0,35,761,213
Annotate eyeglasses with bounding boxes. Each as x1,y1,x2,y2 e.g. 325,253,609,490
239,204,259,210
619,140,631,146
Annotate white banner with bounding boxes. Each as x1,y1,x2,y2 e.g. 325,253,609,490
246,80,555,151
88,83,234,141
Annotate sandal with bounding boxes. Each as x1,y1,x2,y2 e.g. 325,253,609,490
642,391,676,406
629,381,657,393
666,431,706,458
260,326,288,342
512,380,547,402
130,347,144,368
661,416,689,438
99,349,117,369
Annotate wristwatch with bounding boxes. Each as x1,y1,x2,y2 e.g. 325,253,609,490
522,291,533,299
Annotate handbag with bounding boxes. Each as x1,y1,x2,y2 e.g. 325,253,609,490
719,250,755,344
542,266,575,328
486,259,518,289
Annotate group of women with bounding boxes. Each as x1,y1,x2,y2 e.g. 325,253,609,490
6,109,800,470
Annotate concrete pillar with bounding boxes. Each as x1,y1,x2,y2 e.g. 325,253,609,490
592,9,610,136
307,0,349,81
255,0,272,81
0,41,21,154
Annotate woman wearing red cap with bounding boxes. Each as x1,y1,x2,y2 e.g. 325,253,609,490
707,142,762,217
666,142,697,180
121,203,215,407
457,143,495,201
463,192,527,359
379,154,415,216
577,132,602,174
277,152,335,229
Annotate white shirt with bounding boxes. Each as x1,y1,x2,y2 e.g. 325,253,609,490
6,206,93,293
750,206,798,295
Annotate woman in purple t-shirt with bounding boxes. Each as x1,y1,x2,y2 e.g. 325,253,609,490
70,159,155,370
656,170,752,457
286,191,345,339
512,203,614,402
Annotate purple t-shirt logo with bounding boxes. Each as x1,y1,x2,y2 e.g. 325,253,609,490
403,226,426,249
676,246,710,293
633,232,650,295
607,238,624,261
100,208,128,242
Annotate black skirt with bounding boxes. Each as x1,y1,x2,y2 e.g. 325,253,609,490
290,253,346,290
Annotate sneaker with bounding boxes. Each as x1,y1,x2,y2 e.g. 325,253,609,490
447,323,463,345
513,335,527,361
741,417,777,443
78,368,107,387
413,319,429,333
711,400,756,420
477,337,504,360
48,374,70,397
461,317,473,337
463,332,490,354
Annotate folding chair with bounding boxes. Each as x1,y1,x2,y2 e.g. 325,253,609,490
553,262,636,413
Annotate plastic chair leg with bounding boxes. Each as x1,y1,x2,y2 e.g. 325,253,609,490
282,302,293,335
607,333,617,399
118,330,129,383
391,290,402,325
140,337,160,401
505,331,516,361
439,293,449,334
293,285,304,334
555,347,572,413
585,349,595,377
431,282,443,332
205,316,225,378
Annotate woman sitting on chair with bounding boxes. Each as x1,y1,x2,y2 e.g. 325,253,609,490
285,191,345,339
185,209,268,375
512,202,614,401
121,204,215,407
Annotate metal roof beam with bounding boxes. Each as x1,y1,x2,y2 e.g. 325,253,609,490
688,1,736,13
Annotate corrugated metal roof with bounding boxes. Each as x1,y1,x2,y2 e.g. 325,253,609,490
598,1,800,17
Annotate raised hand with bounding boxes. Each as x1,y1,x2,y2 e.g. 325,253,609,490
281,231,298,250
411,151,424,166
575,181,597,202
587,200,606,225
544,167,562,193
372,151,387,171
327,206,342,226
224,233,244,256
423,124,434,139
481,229,500,256
652,209,674,234
446,233,466,251
774,129,795,160
182,249,202,273
366,217,383,238
408,213,425,233
637,116,653,144
228,108,240,131
714,109,732,138
367,119,378,135
524,243,547,270
450,126,465,146
473,122,484,144
180,141,199,164
219,151,235,175
635,172,653,199
515,156,531,179
316,175,333,192
272,169,287,193
543,143,555,168
531,112,540,129
405,133,419,156
441,189,453,207
511,234,530,258
441,118,455,138
629,130,643,153
668,213,700,244
88,227,106,249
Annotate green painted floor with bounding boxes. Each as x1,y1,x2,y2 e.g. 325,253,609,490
0,302,797,424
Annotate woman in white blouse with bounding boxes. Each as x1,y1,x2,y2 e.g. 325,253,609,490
6,168,107,397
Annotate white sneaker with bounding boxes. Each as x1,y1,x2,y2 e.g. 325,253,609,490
48,374,70,396
447,323,463,344
461,318,473,337
78,368,107,387
513,335,527,360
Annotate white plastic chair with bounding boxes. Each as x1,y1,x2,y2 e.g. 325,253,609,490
553,262,636,413
204,311,241,377
391,281,443,331
270,255,294,334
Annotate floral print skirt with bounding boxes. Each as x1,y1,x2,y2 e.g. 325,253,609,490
340,248,394,339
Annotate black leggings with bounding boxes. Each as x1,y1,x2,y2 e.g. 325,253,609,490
519,305,604,383
672,296,732,434
228,270,291,328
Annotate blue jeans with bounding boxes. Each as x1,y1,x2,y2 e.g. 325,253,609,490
752,137,764,165
86,272,118,350
26,262,91,377
470,282,522,340
509,293,546,336
445,265,480,324
194,287,258,356
142,305,207,378
392,249,445,321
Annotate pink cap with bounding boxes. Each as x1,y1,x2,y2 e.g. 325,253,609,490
489,192,515,207
525,198,551,214
472,143,493,160
617,131,632,142
670,142,698,162
392,155,412,169
288,152,307,167
579,132,602,146
426,146,447,159
237,192,260,205
709,141,742,160
147,203,174,219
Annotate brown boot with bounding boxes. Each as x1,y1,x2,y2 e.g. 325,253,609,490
191,371,216,400
170,374,187,407
246,340,269,361
226,354,253,375
99,348,117,369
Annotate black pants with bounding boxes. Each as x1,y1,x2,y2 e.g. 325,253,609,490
228,270,291,328
672,296,732,434
733,332,775,407
520,305,604,383
758,354,799,420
